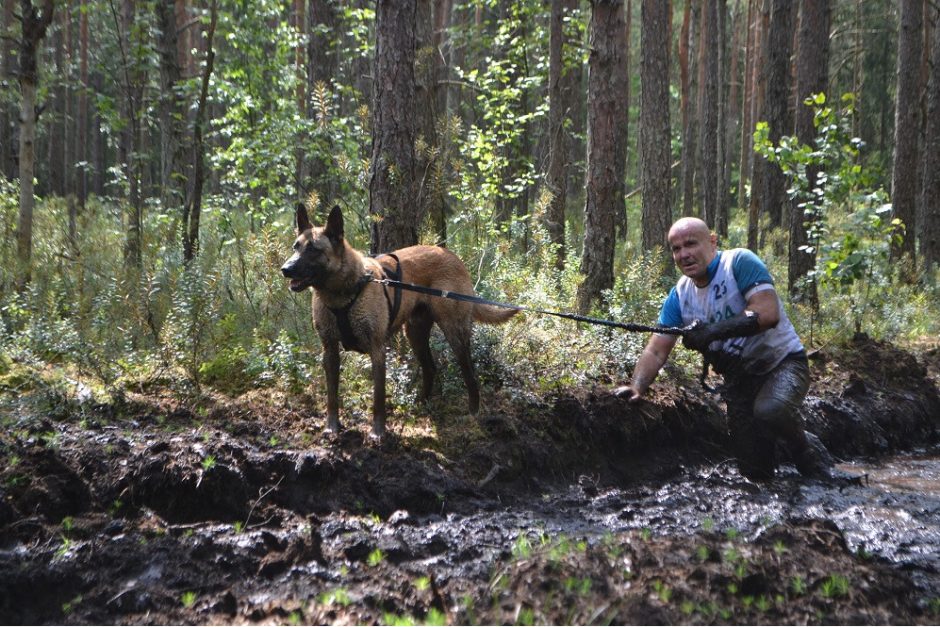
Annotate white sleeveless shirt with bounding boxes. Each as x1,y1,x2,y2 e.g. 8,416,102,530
659,249,804,375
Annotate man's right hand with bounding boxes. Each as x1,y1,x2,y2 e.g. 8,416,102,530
613,385,643,403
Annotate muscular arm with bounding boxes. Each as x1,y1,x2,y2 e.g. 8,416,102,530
744,287,781,330
615,333,678,403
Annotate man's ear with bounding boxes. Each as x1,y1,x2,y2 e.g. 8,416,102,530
324,205,344,243
295,203,312,234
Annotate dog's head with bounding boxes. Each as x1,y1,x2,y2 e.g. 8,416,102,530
281,204,346,292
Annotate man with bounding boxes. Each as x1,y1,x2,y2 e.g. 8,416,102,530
615,217,832,481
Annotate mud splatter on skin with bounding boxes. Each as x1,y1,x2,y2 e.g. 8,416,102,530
0,336,938,624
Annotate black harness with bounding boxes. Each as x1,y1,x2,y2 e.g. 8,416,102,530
327,253,403,352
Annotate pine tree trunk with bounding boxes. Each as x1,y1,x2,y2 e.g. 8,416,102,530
699,0,719,227
545,0,574,270
1,0,15,180
921,0,940,272
76,0,88,210
369,0,420,254
156,0,187,219
183,0,217,263
891,0,923,265
789,0,830,299
680,0,700,217
577,0,628,314
757,0,795,236
639,0,672,253
293,0,306,194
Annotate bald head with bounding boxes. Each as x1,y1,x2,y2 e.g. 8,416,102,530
667,217,718,287
667,217,711,242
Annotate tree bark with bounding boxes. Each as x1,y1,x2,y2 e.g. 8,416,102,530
182,0,218,263
156,0,187,218
115,0,143,270
577,0,628,314
921,0,940,272
76,0,88,210
699,0,719,227
639,0,672,253
890,0,923,265
746,0,768,250
679,0,700,217
369,0,420,254
545,0,575,270
756,0,794,238
15,0,55,288
1,0,15,180
789,0,830,299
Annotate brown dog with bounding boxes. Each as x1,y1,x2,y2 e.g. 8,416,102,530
281,204,517,437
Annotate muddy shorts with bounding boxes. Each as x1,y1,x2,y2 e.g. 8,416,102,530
721,351,811,481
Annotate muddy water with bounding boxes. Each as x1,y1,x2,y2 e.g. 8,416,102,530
373,450,940,591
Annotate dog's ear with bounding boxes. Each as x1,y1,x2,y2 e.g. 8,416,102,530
324,205,344,243
295,203,312,233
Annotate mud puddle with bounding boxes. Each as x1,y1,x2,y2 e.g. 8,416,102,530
3,437,940,624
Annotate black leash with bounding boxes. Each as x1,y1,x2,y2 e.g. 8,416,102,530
365,274,715,391
367,274,694,336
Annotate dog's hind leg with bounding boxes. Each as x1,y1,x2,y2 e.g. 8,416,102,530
324,341,342,432
439,317,480,414
405,305,436,402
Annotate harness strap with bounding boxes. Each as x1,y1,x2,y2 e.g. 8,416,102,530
377,253,403,328
326,274,372,352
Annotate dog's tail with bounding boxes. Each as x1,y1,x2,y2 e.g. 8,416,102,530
473,304,519,325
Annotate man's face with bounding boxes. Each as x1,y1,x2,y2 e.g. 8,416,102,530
668,224,718,286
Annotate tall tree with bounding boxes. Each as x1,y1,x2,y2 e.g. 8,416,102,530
679,0,699,217
639,0,672,254
1,0,15,180
698,0,719,227
369,0,420,254
292,0,306,194
890,0,923,265
544,0,575,270
920,0,940,273
15,0,54,287
755,0,794,238
182,0,218,262
415,0,445,243
112,0,146,270
576,0,628,313
76,0,88,209
789,0,830,299
745,0,768,250
156,0,187,218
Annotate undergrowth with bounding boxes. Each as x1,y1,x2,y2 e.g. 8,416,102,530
0,182,937,423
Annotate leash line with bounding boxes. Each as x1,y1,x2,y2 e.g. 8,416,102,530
367,275,693,336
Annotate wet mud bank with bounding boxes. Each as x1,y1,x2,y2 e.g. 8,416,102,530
1,335,940,624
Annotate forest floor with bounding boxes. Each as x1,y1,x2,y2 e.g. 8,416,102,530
1,334,940,625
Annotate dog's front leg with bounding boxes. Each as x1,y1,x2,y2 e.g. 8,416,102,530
370,346,386,438
323,341,341,432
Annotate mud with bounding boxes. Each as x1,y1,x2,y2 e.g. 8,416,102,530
1,334,940,625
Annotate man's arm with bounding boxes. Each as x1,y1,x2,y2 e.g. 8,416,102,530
744,287,780,330
683,287,782,352
614,333,678,403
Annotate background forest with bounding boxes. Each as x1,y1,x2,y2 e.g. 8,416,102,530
1,0,939,412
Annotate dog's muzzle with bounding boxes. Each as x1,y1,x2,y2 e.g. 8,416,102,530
282,258,314,292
